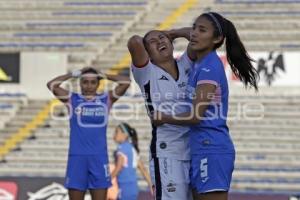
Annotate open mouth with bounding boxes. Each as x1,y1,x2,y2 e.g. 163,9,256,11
190,40,198,45
158,45,167,52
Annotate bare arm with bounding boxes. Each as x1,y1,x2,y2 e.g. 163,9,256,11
165,27,197,61
106,74,131,105
46,73,72,103
111,154,125,179
137,159,153,195
127,35,149,67
153,84,216,126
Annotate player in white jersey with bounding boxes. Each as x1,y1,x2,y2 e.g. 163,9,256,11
127,28,196,200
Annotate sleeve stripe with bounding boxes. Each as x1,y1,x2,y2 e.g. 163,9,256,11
197,80,218,86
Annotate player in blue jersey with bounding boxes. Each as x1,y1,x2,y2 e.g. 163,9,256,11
47,67,130,200
111,122,153,200
152,12,259,200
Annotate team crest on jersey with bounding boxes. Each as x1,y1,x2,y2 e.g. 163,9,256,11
95,98,102,104
178,82,186,88
75,106,82,115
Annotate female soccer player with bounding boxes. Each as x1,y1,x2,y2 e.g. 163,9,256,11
152,12,259,200
128,28,196,200
111,122,153,200
47,67,130,200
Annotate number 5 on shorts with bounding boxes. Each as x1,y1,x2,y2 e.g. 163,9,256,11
200,158,208,179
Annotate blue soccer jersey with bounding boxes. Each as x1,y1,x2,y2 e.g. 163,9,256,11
69,92,110,155
65,92,112,190
115,141,139,200
186,51,235,154
115,141,138,183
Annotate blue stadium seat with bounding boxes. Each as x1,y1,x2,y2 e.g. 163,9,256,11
280,44,300,48
233,178,300,184
64,2,147,6
26,22,124,28
216,0,300,3
0,93,26,97
220,11,300,16
236,166,300,172
14,32,112,38
0,43,85,48
52,11,136,16
0,103,13,110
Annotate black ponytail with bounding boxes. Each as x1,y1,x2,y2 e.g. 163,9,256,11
225,19,259,90
202,12,259,90
119,123,140,153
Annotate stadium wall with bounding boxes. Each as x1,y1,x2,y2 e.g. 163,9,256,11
0,52,67,99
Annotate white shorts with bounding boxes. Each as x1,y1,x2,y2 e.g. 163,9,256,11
149,157,192,200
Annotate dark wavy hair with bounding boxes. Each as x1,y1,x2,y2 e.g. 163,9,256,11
118,122,140,153
81,67,102,81
200,12,259,90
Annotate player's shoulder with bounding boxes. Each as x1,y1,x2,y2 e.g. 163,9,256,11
70,92,80,100
118,142,130,150
198,52,222,71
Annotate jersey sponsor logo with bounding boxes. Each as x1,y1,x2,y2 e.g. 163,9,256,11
202,139,211,146
166,182,176,193
159,75,169,81
178,82,186,88
75,105,106,117
81,107,106,116
201,68,210,72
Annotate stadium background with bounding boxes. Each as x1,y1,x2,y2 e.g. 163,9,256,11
0,0,300,199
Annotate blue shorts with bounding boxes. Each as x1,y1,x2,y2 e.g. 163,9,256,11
190,153,235,194
118,182,138,200
65,154,112,191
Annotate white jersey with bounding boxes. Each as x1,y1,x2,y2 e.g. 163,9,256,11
132,52,193,160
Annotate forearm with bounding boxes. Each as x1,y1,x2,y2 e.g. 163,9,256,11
161,111,199,126
144,172,152,187
105,74,130,83
47,73,72,89
111,168,121,179
138,162,152,187
167,27,191,41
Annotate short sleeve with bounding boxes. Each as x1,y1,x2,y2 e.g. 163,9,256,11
195,63,220,87
116,145,126,158
131,61,153,85
68,92,77,106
